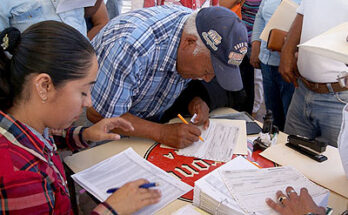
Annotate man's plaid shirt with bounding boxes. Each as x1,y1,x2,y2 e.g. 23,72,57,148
91,6,192,122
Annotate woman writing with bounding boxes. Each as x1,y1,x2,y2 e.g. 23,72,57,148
0,21,161,214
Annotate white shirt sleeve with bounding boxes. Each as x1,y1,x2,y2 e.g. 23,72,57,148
338,104,348,178
296,0,304,15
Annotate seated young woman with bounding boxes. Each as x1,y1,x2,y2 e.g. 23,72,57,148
0,21,161,215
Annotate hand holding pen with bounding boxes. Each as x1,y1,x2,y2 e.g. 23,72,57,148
107,182,158,193
177,114,204,142
104,179,161,215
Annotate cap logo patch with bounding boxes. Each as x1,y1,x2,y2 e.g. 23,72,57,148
202,30,222,51
228,52,244,65
234,42,248,52
228,42,248,65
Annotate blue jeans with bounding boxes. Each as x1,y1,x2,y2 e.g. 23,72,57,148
285,80,348,147
260,63,294,131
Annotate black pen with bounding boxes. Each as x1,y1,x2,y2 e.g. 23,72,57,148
106,182,158,194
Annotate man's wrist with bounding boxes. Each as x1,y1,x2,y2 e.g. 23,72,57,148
304,207,333,215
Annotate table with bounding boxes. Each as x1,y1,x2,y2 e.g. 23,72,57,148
64,108,348,214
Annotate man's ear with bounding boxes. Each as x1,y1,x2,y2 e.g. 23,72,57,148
182,34,198,50
33,74,54,103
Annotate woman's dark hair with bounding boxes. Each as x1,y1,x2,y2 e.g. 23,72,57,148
0,21,95,111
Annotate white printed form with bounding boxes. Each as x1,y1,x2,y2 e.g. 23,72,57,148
72,148,192,215
220,166,329,215
193,157,258,215
177,120,247,162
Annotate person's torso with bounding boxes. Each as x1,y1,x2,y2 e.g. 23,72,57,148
241,0,262,43
298,0,348,82
0,112,71,214
92,6,192,120
259,0,302,66
3,0,87,36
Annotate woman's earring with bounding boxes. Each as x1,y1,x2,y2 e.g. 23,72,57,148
40,91,47,103
41,97,47,103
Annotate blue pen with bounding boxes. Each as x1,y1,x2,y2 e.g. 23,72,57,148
106,182,158,194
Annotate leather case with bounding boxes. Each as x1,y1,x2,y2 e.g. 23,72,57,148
267,29,287,52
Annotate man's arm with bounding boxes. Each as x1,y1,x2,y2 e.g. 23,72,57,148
278,14,303,87
87,107,201,148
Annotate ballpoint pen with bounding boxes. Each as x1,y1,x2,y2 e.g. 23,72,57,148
177,114,204,142
106,182,158,194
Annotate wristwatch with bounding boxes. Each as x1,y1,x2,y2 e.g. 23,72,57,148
305,207,333,215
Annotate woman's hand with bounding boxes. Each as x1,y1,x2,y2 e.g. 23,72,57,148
82,117,134,142
105,179,161,215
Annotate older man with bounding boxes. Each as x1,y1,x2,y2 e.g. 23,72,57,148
87,5,248,148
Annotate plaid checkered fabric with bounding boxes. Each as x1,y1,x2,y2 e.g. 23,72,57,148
0,111,111,214
91,6,192,122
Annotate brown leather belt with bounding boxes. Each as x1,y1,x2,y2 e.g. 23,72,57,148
299,75,348,94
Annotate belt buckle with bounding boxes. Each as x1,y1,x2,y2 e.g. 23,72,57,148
314,83,319,89
337,71,348,88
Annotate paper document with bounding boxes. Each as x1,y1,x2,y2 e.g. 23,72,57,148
171,204,208,215
260,0,299,41
56,0,97,13
193,156,258,215
298,22,348,64
260,143,348,198
72,148,192,215
221,166,329,215
177,119,247,162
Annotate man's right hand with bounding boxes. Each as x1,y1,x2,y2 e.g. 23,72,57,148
250,41,261,69
266,187,325,215
158,123,201,148
279,51,299,87
278,14,303,87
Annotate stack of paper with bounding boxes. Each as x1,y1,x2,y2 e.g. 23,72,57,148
221,166,329,215
194,157,330,215
193,156,257,215
177,119,247,162
72,148,192,215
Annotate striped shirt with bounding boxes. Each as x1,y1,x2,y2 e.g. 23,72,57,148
0,111,112,214
241,0,262,43
91,6,192,122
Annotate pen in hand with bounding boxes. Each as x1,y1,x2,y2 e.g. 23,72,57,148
177,114,204,142
106,182,158,194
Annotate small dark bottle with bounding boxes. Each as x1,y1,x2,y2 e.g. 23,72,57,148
262,110,273,133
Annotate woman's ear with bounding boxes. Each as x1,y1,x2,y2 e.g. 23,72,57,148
33,74,53,103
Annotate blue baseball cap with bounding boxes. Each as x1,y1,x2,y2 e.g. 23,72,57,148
196,6,248,91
